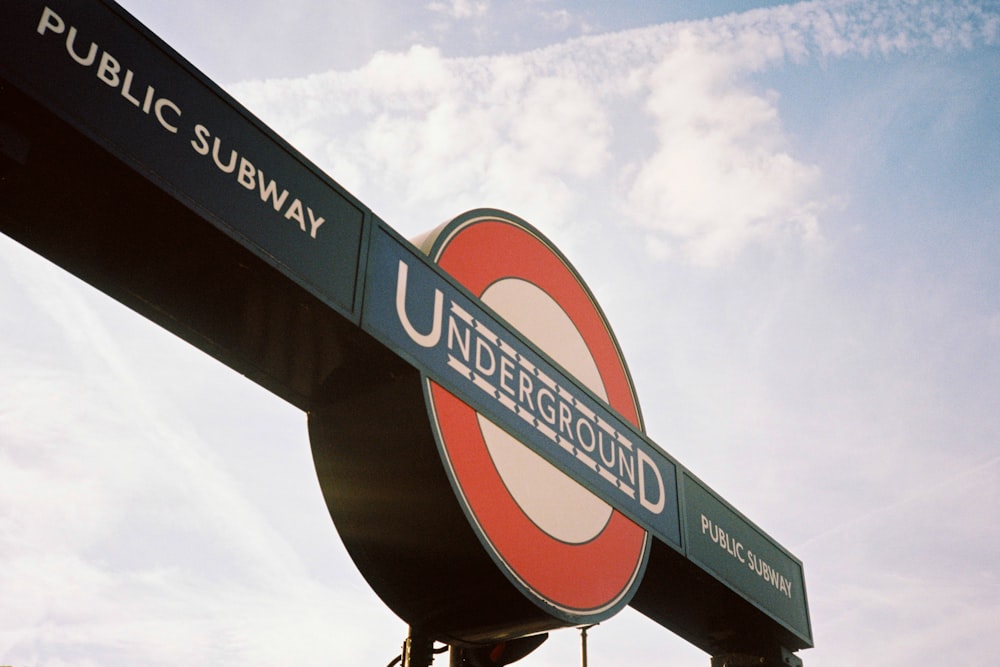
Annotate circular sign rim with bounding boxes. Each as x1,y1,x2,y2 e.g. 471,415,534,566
422,209,650,620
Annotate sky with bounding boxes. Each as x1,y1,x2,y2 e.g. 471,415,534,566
1,0,999,665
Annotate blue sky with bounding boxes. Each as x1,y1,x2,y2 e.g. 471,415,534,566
1,1,998,665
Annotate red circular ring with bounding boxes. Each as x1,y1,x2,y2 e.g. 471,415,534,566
426,214,648,615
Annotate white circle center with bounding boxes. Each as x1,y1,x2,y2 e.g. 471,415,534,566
478,278,613,544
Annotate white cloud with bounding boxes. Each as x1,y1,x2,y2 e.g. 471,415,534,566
622,28,822,265
235,46,613,230
0,242,405,665
231,0,997,265
540,8,576,33
358,45,458,102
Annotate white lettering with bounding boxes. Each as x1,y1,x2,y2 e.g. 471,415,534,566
96,51,120,87
236,157,256,190
576,418,596,452
120,70,141,106
537,387,557,425
499,355,516,396
618,449,635,487
257,169,289,212
36,7,65,37
191,124,211,155
36,6,183,135
38,6,327,243
518,371,535,410
307,207,325,239
428,289,670,524
283,198,307,232
153,98,180,133
211,136,237,173
395,261,442,348
141,82,155,113
447,316,471,362
637,448,665,514
189,126,326,239
558,402,573,441
598,428,616,468
475,337,496,377
65,27,97,66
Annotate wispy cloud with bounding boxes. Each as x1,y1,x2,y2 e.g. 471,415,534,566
427,0,489,20
621,27,823,265
231,0,996,265
0,242,391,665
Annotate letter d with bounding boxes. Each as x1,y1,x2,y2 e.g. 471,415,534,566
638,449,666,514
396,260,442,348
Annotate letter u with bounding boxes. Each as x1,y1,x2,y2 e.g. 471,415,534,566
66,27,97,66
395,260,442,348
211,137,237,173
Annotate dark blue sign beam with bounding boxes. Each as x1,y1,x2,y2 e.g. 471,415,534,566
0,0,811,657
0,0,384,411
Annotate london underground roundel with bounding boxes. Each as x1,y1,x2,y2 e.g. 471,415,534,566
416,209,650,621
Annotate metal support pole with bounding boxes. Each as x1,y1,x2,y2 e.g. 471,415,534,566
581,625,596,667
402,627,435,667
